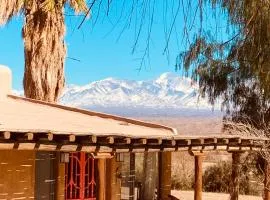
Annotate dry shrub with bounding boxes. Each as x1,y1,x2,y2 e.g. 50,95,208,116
171,152,194,190
203,154,263,196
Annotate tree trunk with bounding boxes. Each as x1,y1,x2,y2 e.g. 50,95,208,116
23,1,66,103
22,2,66,199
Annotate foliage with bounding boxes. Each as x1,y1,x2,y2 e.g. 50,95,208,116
171,152,194,190
0,0,88,26
171,173,193,190
0,0,88,102
177,0,270,130
203,161,231,193
203,156,262,195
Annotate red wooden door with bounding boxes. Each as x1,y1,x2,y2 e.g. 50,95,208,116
65,152,96,200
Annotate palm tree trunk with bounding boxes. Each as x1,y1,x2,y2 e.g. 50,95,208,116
23,1,66,103
22,2,66,199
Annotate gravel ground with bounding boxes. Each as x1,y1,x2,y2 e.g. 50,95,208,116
171,190,262,200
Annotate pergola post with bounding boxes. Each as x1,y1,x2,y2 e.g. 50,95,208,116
55,152,65,200
97,159,106,200
143,152,158,200
264,159,270,200
158,152,172,200
230,152,242,200
129,153,136,200
191,152,204,200
106,156,121,200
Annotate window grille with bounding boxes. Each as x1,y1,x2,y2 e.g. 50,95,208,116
65,152,96,200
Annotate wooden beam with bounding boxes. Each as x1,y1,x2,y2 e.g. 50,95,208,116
13,132,34,141
147,138,162,145
90,135,97,143
92,153,113,159
106,137,114,144
26,132,34,140
139,138,147,145
237,138,242,144
124,137,131,144
204,138,217,145
162,139,176,147
38,144,57,151
69,135,76,142
60,145,77,152
191,138,204,145
223,138,229,144
157,138,162,145
47,133,53,141
98,146,113,153
186,139,191,145
2,131,10,139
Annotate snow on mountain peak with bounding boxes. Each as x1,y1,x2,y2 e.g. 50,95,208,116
60,72,214,111
156,72,179,82
155,72,197,94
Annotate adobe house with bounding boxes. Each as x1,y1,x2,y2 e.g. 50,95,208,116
0,65,178,200
0,65,269,200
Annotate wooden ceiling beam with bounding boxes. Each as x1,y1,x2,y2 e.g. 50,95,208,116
124,137,131,144
26,132,34,141
106,137,114,144
139,138,147,145
69,134,76,142
0,131,267,153
90,135,97,143
47,133,54,141
1,131,10,139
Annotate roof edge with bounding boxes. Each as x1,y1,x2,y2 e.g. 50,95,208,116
8,95,177,133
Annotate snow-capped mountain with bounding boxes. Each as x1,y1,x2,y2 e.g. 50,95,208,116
60,72,221,116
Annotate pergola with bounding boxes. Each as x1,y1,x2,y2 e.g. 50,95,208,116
0,65,269,200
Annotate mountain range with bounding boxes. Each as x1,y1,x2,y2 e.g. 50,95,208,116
60,72,222,117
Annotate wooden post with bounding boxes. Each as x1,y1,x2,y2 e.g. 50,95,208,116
264,159,270,200
35,152,56,199
97,159,106,200
142,152,158,200
158,152,171,200
230,152,241,200
129,153,136,200
55,153,65,200
193,153,204,200
106,156,121,200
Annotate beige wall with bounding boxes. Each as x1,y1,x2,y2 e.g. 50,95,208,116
0,150,35,199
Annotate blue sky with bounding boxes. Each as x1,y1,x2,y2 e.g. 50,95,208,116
0,1,227,90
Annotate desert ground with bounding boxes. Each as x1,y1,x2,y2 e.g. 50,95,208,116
171,190,262,200
139,116,223,136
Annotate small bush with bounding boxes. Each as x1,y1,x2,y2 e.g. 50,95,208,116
203,162,231,193
171,152,194,190
203,159,261,195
